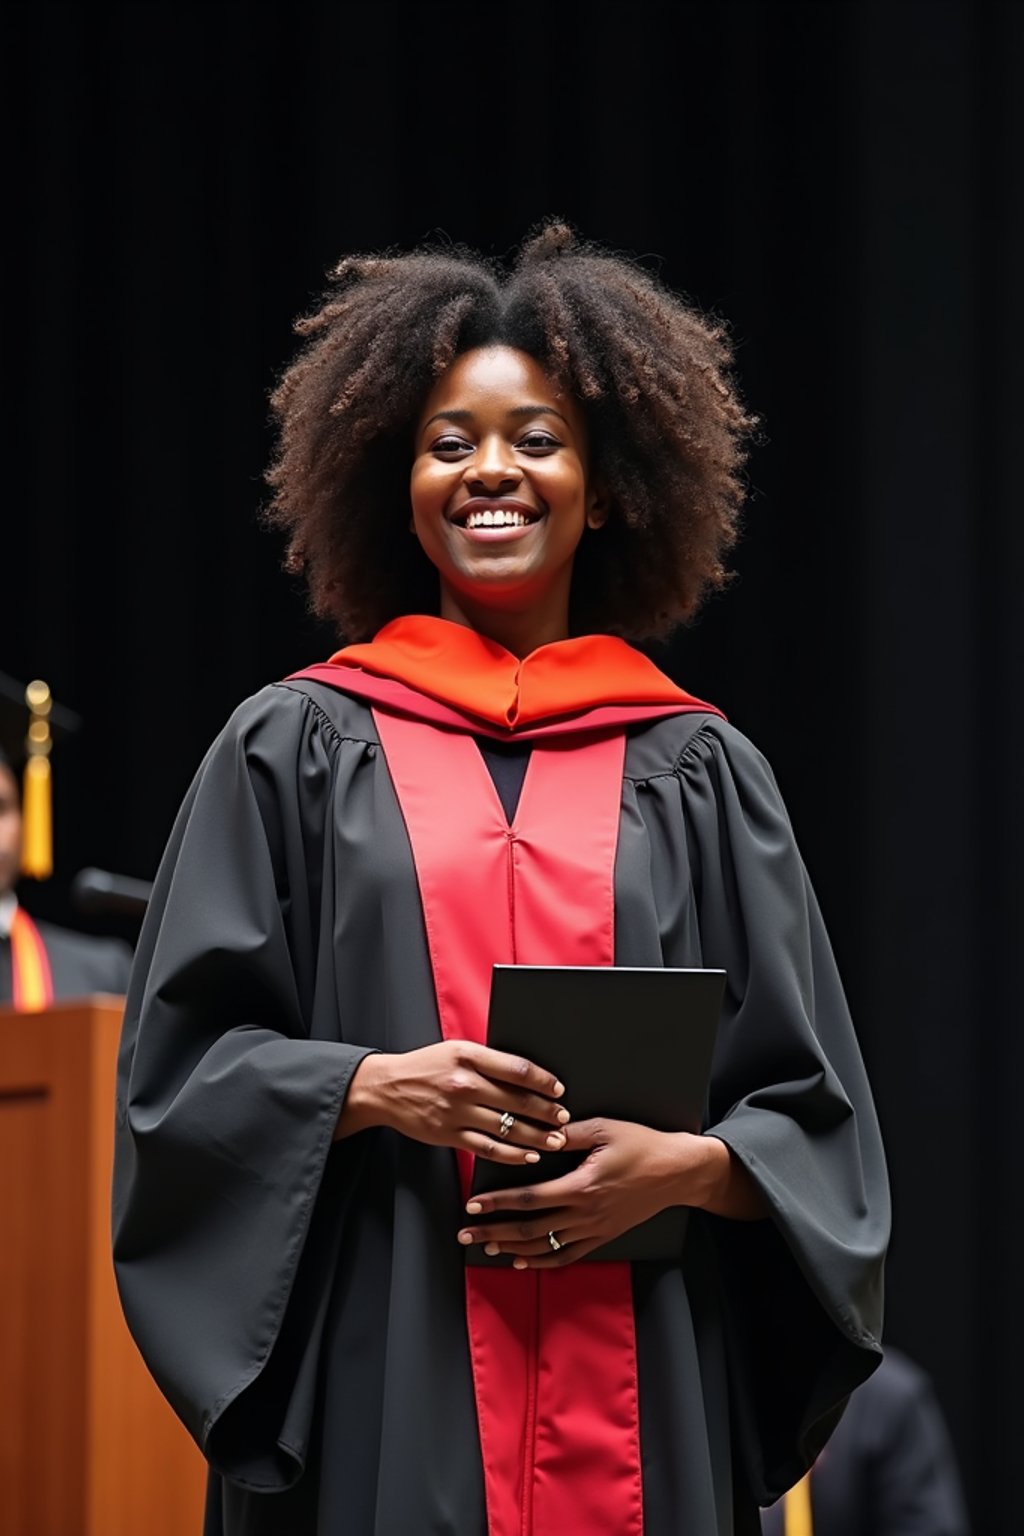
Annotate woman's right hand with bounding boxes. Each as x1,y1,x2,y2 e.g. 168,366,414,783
336,1042,570,1162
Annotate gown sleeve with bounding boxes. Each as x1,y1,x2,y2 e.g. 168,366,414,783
675,721,890,1503
112,686,376,1491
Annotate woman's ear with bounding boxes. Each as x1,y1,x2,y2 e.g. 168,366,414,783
586,486,610,530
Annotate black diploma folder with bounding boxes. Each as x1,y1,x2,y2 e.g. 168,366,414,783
466,965,724,1265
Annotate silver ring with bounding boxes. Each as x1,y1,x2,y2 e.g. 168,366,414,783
547,1231,563,1252
498,1111,516,1138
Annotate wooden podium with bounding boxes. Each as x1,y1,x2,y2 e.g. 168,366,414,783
0,998,208,1536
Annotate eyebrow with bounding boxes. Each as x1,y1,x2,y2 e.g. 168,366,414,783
421,404,570,432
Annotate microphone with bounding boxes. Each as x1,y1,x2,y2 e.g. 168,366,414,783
71,867,153,917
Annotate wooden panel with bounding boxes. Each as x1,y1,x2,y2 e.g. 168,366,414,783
83,1001,208,1536
0,1000,207,1536
0,1008,91,1535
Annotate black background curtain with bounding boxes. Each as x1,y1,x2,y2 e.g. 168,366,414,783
4,3,1021,1526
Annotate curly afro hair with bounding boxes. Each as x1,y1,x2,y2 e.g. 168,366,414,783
266,222,757,642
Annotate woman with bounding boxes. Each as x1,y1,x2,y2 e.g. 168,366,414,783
113,224,889,1536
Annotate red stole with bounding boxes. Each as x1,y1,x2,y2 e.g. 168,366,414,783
288,616,723,1533
8,907,54,1012
373,712,643,1536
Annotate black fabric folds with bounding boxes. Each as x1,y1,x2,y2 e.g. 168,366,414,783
112,682,888,1536
617,718,888,1508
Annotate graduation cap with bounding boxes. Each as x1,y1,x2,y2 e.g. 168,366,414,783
0,671,81,880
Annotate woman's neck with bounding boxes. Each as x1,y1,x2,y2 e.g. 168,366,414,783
438,588,570,659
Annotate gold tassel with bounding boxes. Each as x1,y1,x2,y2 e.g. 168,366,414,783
783,1472,814,1536
21,680,53,880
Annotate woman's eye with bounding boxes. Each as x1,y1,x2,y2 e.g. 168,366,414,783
519,431,560,452
431,436,471,456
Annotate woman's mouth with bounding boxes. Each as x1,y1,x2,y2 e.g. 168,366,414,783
448,500,545,540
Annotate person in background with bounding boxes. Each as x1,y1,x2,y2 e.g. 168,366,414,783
762,1347,971,1536
0,672,132,1008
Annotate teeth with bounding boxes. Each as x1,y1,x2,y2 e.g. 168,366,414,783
464,509,532,530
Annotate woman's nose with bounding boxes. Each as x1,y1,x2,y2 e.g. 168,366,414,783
465,435,522,493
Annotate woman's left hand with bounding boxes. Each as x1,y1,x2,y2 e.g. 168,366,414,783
457,1117,727,1267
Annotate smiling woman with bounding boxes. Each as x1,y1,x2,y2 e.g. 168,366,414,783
410,346,606,655
264,222,754,643
113,223,889,1536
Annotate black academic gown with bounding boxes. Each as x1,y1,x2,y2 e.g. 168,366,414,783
112,680,889,1536
0,916,132,1003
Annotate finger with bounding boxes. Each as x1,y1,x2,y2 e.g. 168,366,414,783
497,1233,592,1257
439,1062,569,1130
457,1209,578,1248
463,1228,583,1253
559,1117,614,1151
459,1225,593,1257
511,1236,605,1269
477,1082,572,1131
467,1103,568,1153
460,1130,543,1166
465,1169,589,1216
462,1044,564,1103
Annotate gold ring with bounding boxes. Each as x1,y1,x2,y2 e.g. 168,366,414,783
498,1111,515,1137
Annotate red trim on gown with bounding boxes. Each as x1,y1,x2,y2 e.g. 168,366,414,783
373,710,644,1536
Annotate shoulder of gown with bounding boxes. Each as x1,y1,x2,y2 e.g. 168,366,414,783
204,677,380,759
625,709,777,784
113,677,380,1491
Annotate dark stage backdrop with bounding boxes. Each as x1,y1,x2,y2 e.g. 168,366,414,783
4,2,1021,1526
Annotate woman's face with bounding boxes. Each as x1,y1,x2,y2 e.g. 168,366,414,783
410,346,605,623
